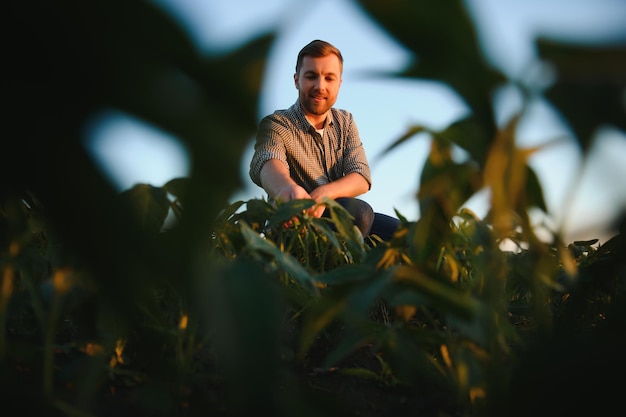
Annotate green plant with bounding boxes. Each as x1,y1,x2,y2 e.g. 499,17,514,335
3,0,625,416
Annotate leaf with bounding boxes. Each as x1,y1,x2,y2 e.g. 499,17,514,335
391,265,481,322
322,332,373,371
419,158,483,218
119,183,170,234
537,38,626,150
267,199,315,228
322,197,366,258
407,118,492,226
232,198,274,232
356,0,505,134
5,0,276,321
482,114,552,236
214,200,246,225
377,326,449,386
434,116,495,168
301,268,392,362
239,222,318,294
316,264,388,286
162,177,190,199
524,164,548,213
203,257,287,415
373,124,432,163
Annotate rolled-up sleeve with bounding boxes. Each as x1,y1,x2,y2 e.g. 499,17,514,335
333,110,372,189
249,114,290,188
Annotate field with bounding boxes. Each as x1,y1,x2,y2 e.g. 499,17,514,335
3,1,625,416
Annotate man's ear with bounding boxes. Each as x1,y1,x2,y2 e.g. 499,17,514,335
293,73,299,89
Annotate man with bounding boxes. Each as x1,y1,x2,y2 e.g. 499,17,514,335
249,39,399,241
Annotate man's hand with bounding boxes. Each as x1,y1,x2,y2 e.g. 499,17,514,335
272,184,323,227
307,200,326,218
274,184,311,203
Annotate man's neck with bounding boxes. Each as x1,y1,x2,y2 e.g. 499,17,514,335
305,113,327,130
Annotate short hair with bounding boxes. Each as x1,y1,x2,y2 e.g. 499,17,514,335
295,39,344,75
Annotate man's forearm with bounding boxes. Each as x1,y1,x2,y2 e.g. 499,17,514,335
259,159,306,201
309,173,369,201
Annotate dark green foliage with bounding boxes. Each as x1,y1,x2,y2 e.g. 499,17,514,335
2,1,625,416
537,39,626,149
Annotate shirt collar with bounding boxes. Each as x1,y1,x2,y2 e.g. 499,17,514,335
293,100,334,131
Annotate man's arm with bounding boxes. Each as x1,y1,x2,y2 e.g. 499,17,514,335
309,172,369,201
259,159,311,202
261,160,369,218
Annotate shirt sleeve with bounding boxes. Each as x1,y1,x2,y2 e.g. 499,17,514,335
337,110,372,189
249,114,290,188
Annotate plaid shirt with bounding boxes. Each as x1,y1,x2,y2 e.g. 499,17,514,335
249,100,372,194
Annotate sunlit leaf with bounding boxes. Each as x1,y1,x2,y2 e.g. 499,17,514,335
239,222,318,294
482,115,550,237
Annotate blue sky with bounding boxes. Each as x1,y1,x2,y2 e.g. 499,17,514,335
86,0,626,242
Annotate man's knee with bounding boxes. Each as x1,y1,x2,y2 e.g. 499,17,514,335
371,212,401,241
334,197,374,237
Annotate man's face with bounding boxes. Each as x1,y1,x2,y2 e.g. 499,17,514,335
294,54,342,117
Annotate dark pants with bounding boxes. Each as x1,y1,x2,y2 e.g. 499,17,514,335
370,212,401,241
328,197,400,241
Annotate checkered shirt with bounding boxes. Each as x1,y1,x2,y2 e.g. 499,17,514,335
249,100,372,194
